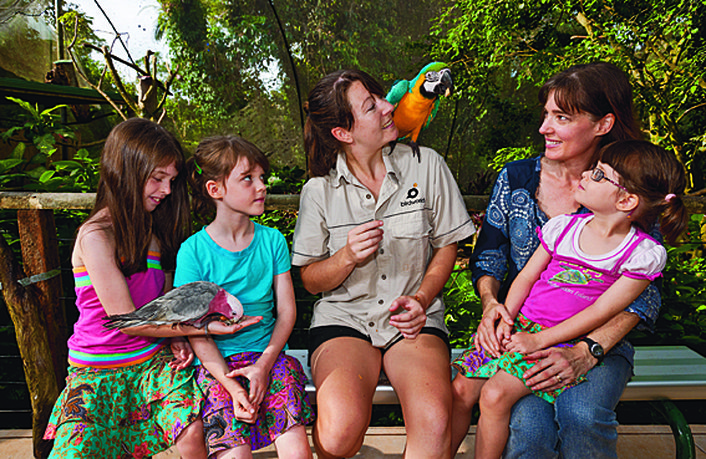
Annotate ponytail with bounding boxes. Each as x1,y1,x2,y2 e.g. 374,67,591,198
659,193,688,246
186,155,216,226
304,114,339,177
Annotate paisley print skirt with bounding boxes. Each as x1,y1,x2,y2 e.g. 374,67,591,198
43,346,203,459
196,351,315,456
452,314,587,403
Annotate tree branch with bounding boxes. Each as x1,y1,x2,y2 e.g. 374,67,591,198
155,63,179,114
676,102,706,124
92,0,136,66
100,45,140,115
64,17,128,120
266,0,303,131
82,42,147,76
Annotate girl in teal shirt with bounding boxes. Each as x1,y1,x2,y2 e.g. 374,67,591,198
175,136,314,458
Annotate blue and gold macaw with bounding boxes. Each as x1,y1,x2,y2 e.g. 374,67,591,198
386,62,453,162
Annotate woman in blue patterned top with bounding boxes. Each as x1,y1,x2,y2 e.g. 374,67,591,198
452,62,660,458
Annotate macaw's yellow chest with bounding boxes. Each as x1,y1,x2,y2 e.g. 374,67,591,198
393,93,435,141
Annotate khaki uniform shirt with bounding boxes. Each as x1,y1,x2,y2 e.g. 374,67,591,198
292,144,475,347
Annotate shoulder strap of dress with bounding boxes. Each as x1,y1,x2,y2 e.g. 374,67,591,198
611,226,652,274
555,214,584,246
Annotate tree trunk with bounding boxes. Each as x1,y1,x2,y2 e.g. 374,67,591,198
0,233,59,459
17,209,68,390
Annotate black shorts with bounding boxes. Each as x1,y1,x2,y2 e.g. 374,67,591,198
308,325,450,365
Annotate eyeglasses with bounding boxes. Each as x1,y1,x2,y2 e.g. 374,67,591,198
590,168,627,191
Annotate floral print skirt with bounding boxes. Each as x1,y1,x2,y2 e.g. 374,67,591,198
43,346,203,459
196,351,315,456
452,314,587,403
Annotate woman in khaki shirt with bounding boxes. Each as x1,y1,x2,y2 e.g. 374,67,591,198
292,69,474,458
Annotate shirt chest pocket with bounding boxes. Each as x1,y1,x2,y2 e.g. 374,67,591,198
386,211,432,239
385,211,432,272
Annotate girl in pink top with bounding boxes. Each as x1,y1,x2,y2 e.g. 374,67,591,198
44,118,257,459
451,140,689,458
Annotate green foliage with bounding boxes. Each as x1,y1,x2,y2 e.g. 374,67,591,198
157,0,270,118
431,0,706,191
0,98,100,191
156,0,452,168
489,146,537,172
631,214,706,351
252,165,306,243
254,208,297,243
2,97,74,148
444,267,482,348
266,165,306,195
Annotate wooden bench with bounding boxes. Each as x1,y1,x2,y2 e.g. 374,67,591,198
285,345,706,459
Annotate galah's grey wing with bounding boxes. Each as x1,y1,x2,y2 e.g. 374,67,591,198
141,281,220,323
105,281,221,327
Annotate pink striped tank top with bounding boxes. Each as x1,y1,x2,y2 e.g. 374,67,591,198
67,251,166,368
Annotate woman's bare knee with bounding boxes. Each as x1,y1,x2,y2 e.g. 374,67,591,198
310,337,380,457
314,419,366,458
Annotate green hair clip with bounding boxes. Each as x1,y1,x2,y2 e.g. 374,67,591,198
194,160,203,175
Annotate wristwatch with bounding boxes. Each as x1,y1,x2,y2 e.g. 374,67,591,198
580,337,604,364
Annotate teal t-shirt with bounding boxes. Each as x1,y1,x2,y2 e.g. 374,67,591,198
174,222,290,362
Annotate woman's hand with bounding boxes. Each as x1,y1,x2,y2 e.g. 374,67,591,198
344,220,384,265
389,296,427,339
300,220,385,295
476,301,514,358
206,316,262,335
168,337,194,370
227,363,270,410
522,343,596,391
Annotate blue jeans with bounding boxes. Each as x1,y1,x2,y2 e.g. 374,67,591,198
503,353,633,459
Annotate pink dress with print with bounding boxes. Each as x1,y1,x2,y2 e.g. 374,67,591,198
453,213,666,403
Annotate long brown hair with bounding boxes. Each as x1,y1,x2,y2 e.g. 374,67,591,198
600,140,688,245
87,118,190,276
539,62,643,161
187,135,270,226
303,69,386,177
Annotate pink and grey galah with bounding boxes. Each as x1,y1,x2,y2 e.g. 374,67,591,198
104,281,244,330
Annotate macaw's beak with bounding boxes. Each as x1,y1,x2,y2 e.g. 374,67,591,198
421,68,454,99
440,69,453,97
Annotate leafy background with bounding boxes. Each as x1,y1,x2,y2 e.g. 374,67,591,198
0,0,705,428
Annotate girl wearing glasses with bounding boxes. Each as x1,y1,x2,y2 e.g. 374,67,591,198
452,139,687,458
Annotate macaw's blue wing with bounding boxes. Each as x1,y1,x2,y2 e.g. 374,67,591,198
386,79,412,106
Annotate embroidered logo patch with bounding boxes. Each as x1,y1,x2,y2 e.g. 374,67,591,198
401,183,426,207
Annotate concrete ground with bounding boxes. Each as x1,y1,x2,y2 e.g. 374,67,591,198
2,425,705,458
